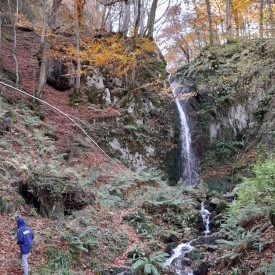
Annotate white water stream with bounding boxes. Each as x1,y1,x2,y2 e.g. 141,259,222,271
200,201,210,235
164,242,194,275
164,201,211,274
172,85,198,185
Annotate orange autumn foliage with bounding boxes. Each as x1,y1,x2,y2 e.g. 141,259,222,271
63,35,156,77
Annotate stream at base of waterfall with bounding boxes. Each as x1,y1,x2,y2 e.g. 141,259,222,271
164,201,210,275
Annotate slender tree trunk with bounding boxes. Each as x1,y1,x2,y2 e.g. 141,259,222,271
36,2,48,98
205,0,214,46
118,2,123,32
100,5,107,30
139,0,145,35
234,13,240,37
266,0,274,37
225,0,231,37
107,7,113,32
75,2,81,93
122,0,131,36
146,0,158,38
8,0,20,87
133,0,141,37
259,0,264,39
49,0,62,30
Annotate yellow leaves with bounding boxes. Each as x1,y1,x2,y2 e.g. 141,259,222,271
15,13,32,28
62,34,156,77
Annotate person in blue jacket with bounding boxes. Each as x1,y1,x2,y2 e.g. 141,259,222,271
16,217,34,275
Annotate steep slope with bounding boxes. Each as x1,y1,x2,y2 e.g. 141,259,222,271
0,25,178,274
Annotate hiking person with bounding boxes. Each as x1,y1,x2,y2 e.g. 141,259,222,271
16,217,34,275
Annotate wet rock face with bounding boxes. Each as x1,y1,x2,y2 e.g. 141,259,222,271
186,82,267,160
47,58,75,90
174,40,275,171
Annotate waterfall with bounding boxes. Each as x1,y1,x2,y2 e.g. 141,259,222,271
200,201,210,234
164,242,194,275
173,84,198,185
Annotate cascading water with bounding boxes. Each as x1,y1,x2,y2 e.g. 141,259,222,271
172,84,198,185
164,242,194,275
164,202,211,274
200,201,211,235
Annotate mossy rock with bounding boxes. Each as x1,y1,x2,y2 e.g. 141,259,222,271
0,196,24,215
20,173,95,219
186,209,201,228
4,110,17,123
186,248,204,261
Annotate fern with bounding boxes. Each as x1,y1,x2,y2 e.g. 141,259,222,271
217,226,261,261
254,258,275,275
131,252,169,275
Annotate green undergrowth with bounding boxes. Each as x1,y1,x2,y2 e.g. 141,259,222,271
217,156,275,272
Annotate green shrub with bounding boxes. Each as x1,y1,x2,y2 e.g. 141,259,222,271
217,226,261,261
217,158,275,265
0,197,10,214
41,247,72,273
131,252,169,275
236,158,275,207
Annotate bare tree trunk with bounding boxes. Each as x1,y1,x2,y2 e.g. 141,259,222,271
133,0,141,37
36,1,48,99
75,2,81,93
139,0,146,35
49,0,62,30
205,0,214,46
266,0,274,37
225,0,231,37
107,7,114,32
122,0,131,36
75,33,81,93
259,0,264,40
234,13,240,37
146,0,158,38
8,0,20,87
118,2,123,31
100,5,107,30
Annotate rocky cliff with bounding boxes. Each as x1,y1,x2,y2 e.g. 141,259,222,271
173,39,275,187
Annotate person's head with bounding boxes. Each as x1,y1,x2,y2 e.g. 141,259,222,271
16,216,26,228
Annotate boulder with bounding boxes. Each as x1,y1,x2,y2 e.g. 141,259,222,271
47,57,75,90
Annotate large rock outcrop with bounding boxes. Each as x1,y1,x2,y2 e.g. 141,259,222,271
44,35,179,180
173,39,275,179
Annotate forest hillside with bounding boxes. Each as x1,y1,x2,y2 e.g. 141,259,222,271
0,0,275,275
